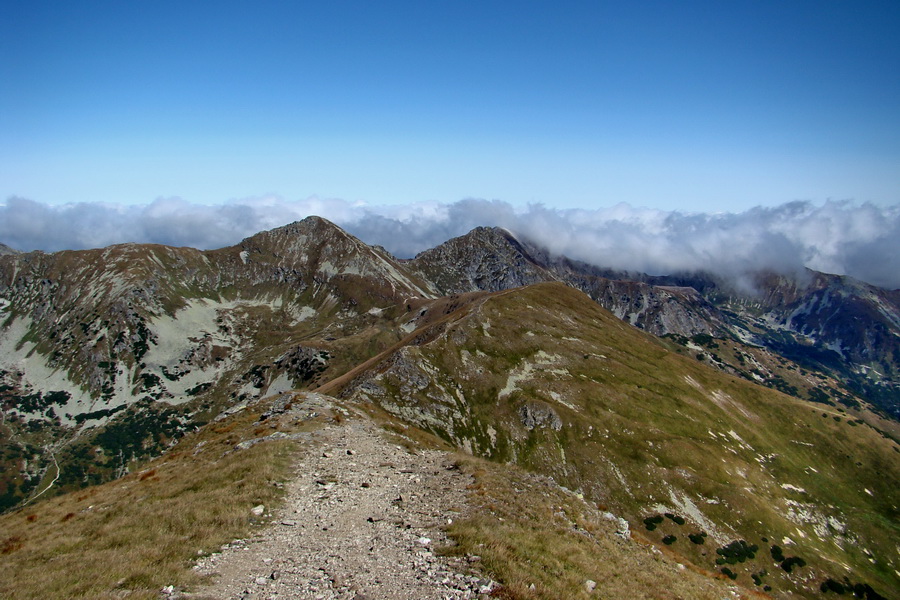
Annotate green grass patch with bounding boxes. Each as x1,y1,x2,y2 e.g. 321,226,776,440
0,398,317,599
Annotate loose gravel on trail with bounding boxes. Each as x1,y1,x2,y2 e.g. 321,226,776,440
189,400,495,600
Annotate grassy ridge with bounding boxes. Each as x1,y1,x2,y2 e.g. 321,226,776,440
347,282,900,598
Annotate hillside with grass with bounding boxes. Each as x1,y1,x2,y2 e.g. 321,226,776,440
339,282,899,598
0,218,898,599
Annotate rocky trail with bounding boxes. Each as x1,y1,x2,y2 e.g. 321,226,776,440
187,397,496,600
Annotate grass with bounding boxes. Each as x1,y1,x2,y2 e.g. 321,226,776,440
443,453,747,600
0,395,325,600
343,282,900,598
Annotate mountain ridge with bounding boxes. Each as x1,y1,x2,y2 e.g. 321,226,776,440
0,216,898,598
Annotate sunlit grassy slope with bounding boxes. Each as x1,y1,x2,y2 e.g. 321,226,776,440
345,282,900,598
0,395,327,600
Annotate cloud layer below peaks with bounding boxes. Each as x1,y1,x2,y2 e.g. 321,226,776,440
1,196,898,290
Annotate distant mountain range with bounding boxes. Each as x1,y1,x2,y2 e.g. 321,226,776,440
0,217,897,598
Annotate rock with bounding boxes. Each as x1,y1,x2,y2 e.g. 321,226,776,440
250,505,265,516
584,579,597,593
417,536,431,546
281,520,297,526
600,511,631,539
518,401,563,431
254,576,268,585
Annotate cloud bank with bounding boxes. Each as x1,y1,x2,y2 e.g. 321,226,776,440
1,196,898,289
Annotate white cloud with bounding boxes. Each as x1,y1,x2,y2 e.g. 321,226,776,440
1,195,898,289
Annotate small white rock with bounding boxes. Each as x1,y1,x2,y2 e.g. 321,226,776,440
250,504,265,516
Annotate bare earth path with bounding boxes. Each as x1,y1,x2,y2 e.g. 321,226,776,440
189,399,494,600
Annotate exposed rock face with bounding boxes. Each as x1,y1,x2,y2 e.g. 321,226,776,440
519,401,562,431
1,220,899,597
409,226,556,294
757,271,900,370
0,243,18,256
659,269,900,415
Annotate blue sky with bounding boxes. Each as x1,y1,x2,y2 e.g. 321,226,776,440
2,0,899,212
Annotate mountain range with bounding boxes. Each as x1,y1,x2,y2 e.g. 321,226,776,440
0,217,897,599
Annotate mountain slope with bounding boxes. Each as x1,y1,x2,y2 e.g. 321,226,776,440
0,217,434,509
409,227,726,337
409,227,900,417
337,282,899,598
0,219,898,598
663,270,900,417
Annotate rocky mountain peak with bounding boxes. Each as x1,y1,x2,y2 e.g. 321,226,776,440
409,226,555,295
0,243,18,256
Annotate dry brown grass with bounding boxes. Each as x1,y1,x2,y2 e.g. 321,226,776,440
444,454,749,600
0,400,320,600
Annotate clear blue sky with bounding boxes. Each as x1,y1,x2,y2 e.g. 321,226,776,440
2,0,898,212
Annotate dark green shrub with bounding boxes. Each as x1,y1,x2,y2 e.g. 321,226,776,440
779,556,806,573
664,513,686,525
643,514,664,530
770,544,785,562
716,540,757,564
662,535,676,545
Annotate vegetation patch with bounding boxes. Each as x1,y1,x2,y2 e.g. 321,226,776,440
688,532,707,544
72,404,127,425
664,512,685,525
643,514,664,531
445,454,736,600
714,540,758,565
0,396,311,600
820,577,888,599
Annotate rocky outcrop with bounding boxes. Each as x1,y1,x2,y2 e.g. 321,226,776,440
518,401,562,431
